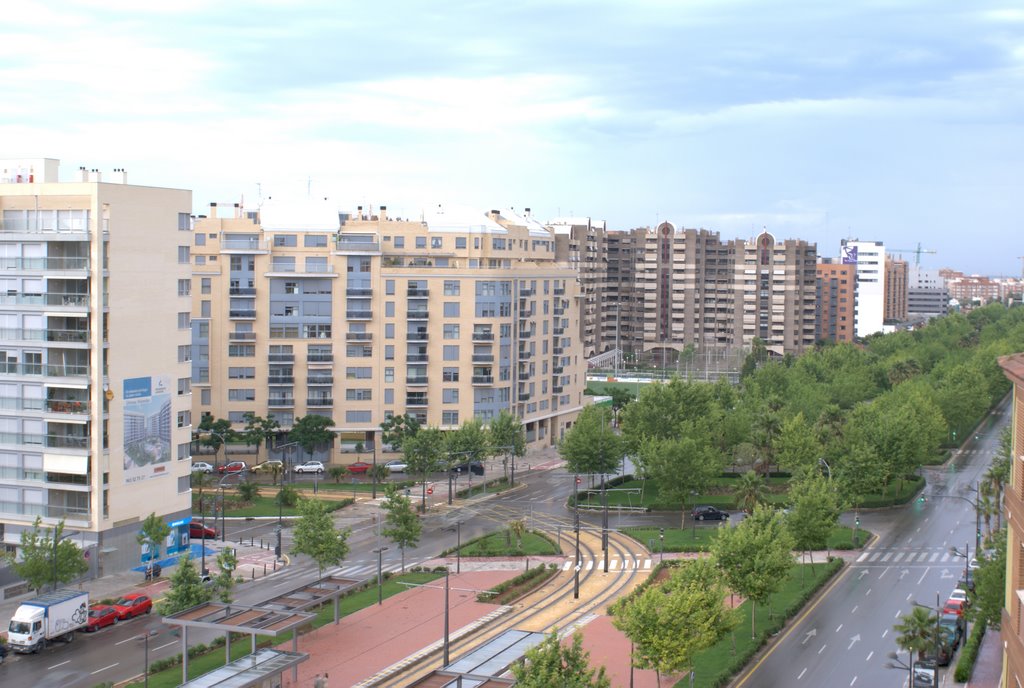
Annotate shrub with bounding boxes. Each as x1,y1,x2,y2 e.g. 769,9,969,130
276,485,299,507
477,563,557,603
954,620,987,682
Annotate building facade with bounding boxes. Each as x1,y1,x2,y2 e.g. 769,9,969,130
191,202,585,457
1,159,194,575
815,260,856,343
884,257,908,323
999,352,1024,686
907,266,949,321
840,239,886,338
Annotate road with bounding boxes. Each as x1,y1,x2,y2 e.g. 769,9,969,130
735,401,1009,688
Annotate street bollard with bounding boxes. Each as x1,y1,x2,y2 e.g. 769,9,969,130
251,569,255,580
263,563,267,576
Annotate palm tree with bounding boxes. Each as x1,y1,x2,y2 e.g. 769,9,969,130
978,485,995,539
894,606,937,665
509,519,527,550
736,470,767,514
752,409,782,475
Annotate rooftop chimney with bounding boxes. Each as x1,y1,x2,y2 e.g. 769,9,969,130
113,168,128,184
88,168,101,183
489,209,501,220
77,166,88,182
379,205,387,221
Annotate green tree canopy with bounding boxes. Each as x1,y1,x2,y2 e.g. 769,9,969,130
787,474,842,565
213,547,237,603
404,426,447,511
445,418,490,466
4,517,89,592
138,512,171,575
242,412,280,463
510,629,610,688
289,415,336,459
291,498,350,578
489,410,526,481
380,413,421,453
774,412,821,477
197,415,237,464
559,405,623,476
380,485,422,572
158,555,212,615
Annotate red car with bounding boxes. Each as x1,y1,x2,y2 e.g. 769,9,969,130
218,461,247,474
189,522,217,539
111,593,153,620
943,599,967,617
85,604,118,632
347,461,371,474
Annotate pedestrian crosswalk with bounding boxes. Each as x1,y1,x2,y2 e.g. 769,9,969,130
855,549,967,565
560,556,653,572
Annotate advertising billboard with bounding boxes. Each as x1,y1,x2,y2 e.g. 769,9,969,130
122,376,172,483
841,245,859,264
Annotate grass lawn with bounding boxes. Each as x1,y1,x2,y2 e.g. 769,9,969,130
128,571,443,688
214,495,353,518
584,380,654,395
457,530,561,556
456,476,510,499
622,525,874,553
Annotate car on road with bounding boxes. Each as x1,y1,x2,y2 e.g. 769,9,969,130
84,605,118,632
450,461,484,476
691,505,730,521
191,461,214,473
218,461,248,474
948,588,968,603
969,557,981,570
939,611,966,648
250,460,284,474
189,522,217,539
943,598,967,617
346,461,371,474
111,593,153,620
384,459,408,473
294,460,325,474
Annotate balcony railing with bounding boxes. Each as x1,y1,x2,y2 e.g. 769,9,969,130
552,366,564,374
518,372,532,381
553,288,565,296
406,309,429,320
407,332,429,342
229,287,257,296
346,332,372,341
406,377,429,386
334,239,380,252
518,350,531,360
406,354,429,363
306,398,333,407
0,398,87,414
268,397,295,407
0,257,89,270
552,385,564,394
472,354,494,363
553,327,565,335
0,328,89,343
472,375,494,385
267,353,294,362
0,501,91,523
553,347,564,355
307,353,334,363
472,332,494,341
307,377,334,385
0,293,89,307
518,393,532,402
229,309,257,319
407,288,430,297
221,237,263,250
46,399,90,414
268,376,294,385
46,364,89,378
229,332,257,341
346,310,373,320
405,396,428,407
520,288,534,297
0,220,90,235
346,287,373,297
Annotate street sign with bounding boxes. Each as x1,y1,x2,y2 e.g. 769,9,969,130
427,487,434,495
575,477,581,485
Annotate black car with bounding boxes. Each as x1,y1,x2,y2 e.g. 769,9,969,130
939,611,966,648
450,461,484,476
691,505,729,521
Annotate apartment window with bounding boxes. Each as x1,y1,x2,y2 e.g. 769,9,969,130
200,300,211,318
177,345,191,363
228,411,248,423
228,344,255,357
177,442,191,460
384,389,394,404
347,344,373,357
178,212,191,230
385,280,395,295
394,236,404,248
431,237,442,249
455,237,466,249
384,367,394,383
305,256,328,272
304,234,328,247
346,410,372,423
177,475,191,493
228,366,255,379
228,389,256,401
273,234,297,247
415,237,426,249
443,367,459,382
176,410,191,428
385,345,394,360
201,278,211,294
492,238,506,250
346,367,372,379
385,302,395,317
443,324,460,339
200,389,211,405
443,280,460,296
194,232,206,246
443,302,460,317
177,377,191,395
177,312,190,329
284,282,298,294
195,256,206,266
178,246,191,264
443,345,459,361
442,389,459,403
385,323,395,339
177,279,190,296
442,411,459,425
346,389,373,401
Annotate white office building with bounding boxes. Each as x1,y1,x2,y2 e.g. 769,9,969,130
840,239,886,338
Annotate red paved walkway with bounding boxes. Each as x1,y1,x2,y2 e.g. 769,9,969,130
579,615,684,688
276,569,518,687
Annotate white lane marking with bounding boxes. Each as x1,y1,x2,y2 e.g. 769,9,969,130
91,663,119,675
798,668,807,680
153,641,177,651
851,605,858,614
48,660,71,670
818,644,827,654
907,593,913,601
882,629,889,639
115,636,136,646
866,651,874,662
866,588,872,596
836,624,843,633
850,676,858,686
894,610,901,619
917,568,931,585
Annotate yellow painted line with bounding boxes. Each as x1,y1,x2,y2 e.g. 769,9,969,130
732,562,854,688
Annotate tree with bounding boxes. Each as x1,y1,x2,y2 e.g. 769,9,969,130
639,434,723,527
291,498,350,578
4,517,89,592
198,415,236,467
774,413,821,477
403,427,446,512
735,470,767,514
158,554,212,615
612,560,737,687
511,629,610,688
967,528,1005,628
237,480,260,504
787,474,842,573
894,606,937,663
559,405,622,477
138,512,171,578
489,410,526,482
446,418,490,469
607,387,635,426
380,485,422,572
213,547,237,603
242,412,280,464
509,519,527,550
751,407,782,475
711,506,794,639
367,463,389,491
289,415,336,460
329,465,349,483
380,413,421,453
834,441,886,508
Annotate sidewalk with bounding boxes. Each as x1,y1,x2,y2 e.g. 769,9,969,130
965,626,1002,687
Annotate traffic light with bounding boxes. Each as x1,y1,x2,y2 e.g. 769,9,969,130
855,516,860,527
659,527,665,537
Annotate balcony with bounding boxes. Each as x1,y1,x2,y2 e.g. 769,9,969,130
221,237,264,250
472,354,494,363
406,376,429,386
346,287,373,297
552,366,564,374
519,309,533,318
554,288,565,296
520,288,534,297
268,397,295,408
406,309,429,320
518,371,532,381
471,375,494,385
518,350,531,360
553,307,565,315
334,238,380,252
518,393,532,402
229,331,256,341
553,327,565,335
268,376,294,385
268,353,294,363
407,331,429,342
407,288,430,297
307,376,334,386
0,293,90,307
47,434,89,450
307,353,334,363
346,310,373,320
472,332,494,342
0,256,89,271
553,347,564,355
46,364,89,378
407,353,429,363
552,385,564,394
405,395,428,407
306,398,333,407
46,399,90,415
346,332,372,342
229,287,257,296
0,501,91,524
229,309,257,319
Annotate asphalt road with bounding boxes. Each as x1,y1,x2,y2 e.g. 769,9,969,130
734,400,1009,688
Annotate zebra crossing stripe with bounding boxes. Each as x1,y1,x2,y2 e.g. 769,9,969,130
563,561,572,571
644,559,651,569
892,552,905,562
856,552,869,563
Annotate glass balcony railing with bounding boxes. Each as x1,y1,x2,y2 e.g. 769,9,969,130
268,376,295,385
406,354,429,363
268,397,295,407
472,332,494,341
0,257,89,270
0,501,91,523
306,398,333,407
0,293,89,306
406,376,429,386
407,331,428,342
307,353,334,362
471,375,494,384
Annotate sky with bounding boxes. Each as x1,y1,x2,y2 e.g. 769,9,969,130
2,0,1022,276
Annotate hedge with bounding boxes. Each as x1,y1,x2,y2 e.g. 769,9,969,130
477,563,557,603
953,619,987,682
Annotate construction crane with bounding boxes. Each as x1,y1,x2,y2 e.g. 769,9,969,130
889,242,937,266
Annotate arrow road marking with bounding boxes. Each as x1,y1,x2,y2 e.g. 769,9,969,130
899,568,910,580
848,634,861,650
941,568,954,579
802,629,817,645
858,570,868,580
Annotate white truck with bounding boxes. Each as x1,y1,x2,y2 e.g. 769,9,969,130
7,589,89,653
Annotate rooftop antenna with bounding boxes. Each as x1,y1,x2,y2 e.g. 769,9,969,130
307,177,312,197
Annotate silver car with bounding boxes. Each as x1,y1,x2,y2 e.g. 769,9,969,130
294,460,325,474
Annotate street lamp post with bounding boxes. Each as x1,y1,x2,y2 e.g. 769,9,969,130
951,543,971,583
443,568,451,667
51,527,73,592
885,650,914,688
446,521,463,574
574,475,581,599
374,546,389,605
601,473,609,573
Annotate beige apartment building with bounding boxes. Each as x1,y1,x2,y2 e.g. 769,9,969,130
815,260,856,343
190,201,585,458
1,159,194,576
884,257,909,322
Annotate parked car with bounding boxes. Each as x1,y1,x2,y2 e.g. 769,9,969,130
939,611,966,649
346,461,371,474
250,460,284,474
969,557,981,570
943,598,967,617
450,461,484,476
191,461,214,474
691,506,730,521
189,522,217,539
218,461,248,474
384,459,408,473
294,460,325,474
957,572,975,592
948,588,968,603
111,593,153,620
84,604,118,632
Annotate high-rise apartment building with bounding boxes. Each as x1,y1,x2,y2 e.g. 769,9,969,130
1,159,194,574
192,202,584,452
907,266,949,321
550,217,608,358
884,257,908,322
840,239,886,338
815,260,856,343
999,352,1024,685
